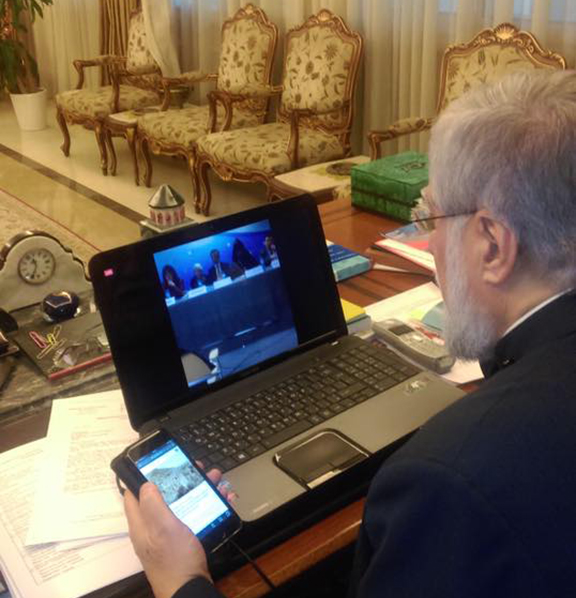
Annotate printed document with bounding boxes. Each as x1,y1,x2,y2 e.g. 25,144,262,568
0,440,141,598
26,390,138,545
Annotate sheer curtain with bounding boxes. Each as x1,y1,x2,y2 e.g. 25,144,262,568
33,0,100,96
142,0,180,76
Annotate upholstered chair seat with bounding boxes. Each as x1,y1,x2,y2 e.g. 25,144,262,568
138,103,261,147
56,85,160,120
197,122,344,177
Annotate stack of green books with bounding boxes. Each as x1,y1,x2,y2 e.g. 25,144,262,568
351,151,428,221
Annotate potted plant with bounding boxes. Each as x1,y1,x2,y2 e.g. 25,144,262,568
0,0,53,130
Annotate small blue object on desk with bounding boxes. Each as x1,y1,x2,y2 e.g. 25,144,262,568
328,243,371,282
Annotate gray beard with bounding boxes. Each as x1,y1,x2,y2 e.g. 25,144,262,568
441,228,499,362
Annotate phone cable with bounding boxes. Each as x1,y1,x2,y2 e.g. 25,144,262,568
229,539,277,592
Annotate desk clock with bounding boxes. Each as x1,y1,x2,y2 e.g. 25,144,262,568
0,231,92,312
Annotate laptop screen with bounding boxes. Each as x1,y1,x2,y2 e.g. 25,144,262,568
152,219,298,389
90,196,346,430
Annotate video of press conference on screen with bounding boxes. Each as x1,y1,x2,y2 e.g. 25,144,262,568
153,220,298,388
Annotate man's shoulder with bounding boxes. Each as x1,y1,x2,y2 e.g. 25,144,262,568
381,338,576,503
361,343,576,597
391,328,568,459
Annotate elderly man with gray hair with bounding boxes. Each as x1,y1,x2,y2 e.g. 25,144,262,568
350,69,576,597
122,71,576,598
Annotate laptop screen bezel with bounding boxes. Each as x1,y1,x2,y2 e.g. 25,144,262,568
89,195,347,430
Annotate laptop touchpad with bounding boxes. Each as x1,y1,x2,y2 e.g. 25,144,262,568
274,430,369,489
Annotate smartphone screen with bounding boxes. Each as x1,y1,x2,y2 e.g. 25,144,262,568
134,438,233,539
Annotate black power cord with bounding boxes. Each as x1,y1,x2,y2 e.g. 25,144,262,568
229,539,277,592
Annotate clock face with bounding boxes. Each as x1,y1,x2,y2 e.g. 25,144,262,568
18,248,56,285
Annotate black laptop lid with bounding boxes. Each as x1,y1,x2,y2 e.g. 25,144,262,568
90,195,347,430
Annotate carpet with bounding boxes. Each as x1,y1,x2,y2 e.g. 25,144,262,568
0,187,100,267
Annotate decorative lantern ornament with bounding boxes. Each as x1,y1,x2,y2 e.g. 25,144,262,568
140,184,195,238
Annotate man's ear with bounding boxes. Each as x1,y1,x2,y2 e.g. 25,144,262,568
472,209,518,285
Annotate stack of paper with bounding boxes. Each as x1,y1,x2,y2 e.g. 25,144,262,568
375,223,435,272
0,391,143,598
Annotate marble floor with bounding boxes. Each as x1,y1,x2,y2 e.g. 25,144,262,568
0,98,269,250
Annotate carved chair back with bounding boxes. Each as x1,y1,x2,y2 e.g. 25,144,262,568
438,22,567,113
278,10,363,153
211,4,278,125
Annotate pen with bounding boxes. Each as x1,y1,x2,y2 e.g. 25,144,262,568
367,247,435,277
372,263,415,274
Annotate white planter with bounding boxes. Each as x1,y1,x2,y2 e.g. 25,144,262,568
9,88,48,131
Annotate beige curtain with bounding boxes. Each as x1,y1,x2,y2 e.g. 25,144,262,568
100,0,140,57
34,0,100,95
99,0,140,82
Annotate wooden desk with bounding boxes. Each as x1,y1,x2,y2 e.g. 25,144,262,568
0,198,431,598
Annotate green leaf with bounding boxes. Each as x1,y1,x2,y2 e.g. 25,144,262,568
0,0,51,92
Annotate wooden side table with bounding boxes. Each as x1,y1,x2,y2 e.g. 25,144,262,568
104,106,162,185
271,155,370,202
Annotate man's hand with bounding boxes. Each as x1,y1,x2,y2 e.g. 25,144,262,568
124,482,210,598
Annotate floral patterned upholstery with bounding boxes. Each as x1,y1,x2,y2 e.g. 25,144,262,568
125,11,159,75
196,122,344,176
218,17,273,92
139,104,261,147
279,25,356,130
122,72,163,91
55,8,165,176
56,85,160,119
333,181,352,202
216,15,276,118
440,43,561,110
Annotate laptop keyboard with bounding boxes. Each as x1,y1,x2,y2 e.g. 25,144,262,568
175,342,420,473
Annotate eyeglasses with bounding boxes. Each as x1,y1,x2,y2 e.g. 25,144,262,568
410,210,477,225
411,189,476,230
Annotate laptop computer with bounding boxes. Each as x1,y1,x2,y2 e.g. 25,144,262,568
89,195,463,522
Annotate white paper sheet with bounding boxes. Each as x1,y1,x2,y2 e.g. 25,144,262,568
54,533,127,552
0,440,142,598
26,390,138,545
365,282,484,384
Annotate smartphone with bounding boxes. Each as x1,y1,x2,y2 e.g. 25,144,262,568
111,429,241,552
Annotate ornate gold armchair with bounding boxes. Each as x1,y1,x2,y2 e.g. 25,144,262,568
368,23,567,159
55,9,163,174
194,9,363,216
136,4,278,196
